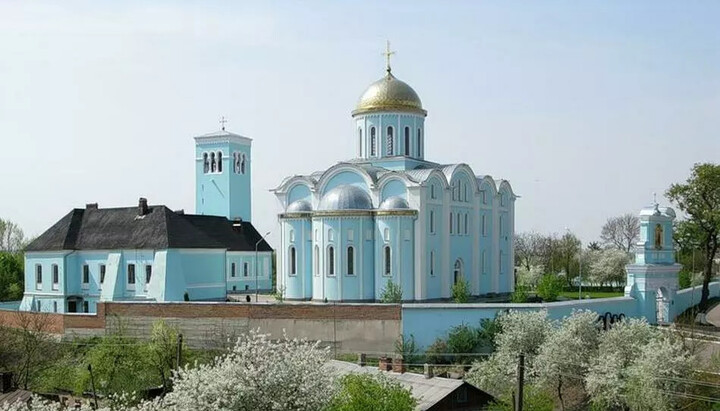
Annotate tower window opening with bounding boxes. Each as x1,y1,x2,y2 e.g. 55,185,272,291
449,213,453,234
231,262,236,277
217,151,223,173
203,153,209,174
417,128,422,157
404,127,410,156
430,251,435,276
347,246,355,275
370,127,377,156
210,152,216,173
429,210,435,234
358,128,362,156
290,246,297,275
387,126,394,156
243,262,249,277
383,246,392,276
240,154,246,174
327,246,335,276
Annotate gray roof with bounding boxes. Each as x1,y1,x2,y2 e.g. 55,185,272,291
325,360,488,411
379,196,410,210
26,205,272,252
318,185,373,211
286,200,313,212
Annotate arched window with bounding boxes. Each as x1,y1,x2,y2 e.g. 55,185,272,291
289,246,297,275
404,127,410,156
417,128,422,157
454,259,463,284
314,245,320,276
203,153,209,173
429,210,435,234
240,154,246,174
217,151,223,172
243,262,249,277
430,184,436,199
464,213,468,234
654,224,663,250
347,246,355,275
384,246,391,276
449,213,453,234
210,152,216,172
387,126,394,155
327,246,335,276
358,128,362,156
370,127,377,156
231,262,236,277
456,213,461,234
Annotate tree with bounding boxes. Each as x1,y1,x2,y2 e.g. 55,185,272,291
600,213,640,253
557,232,582,287
587,241,602,251
666,163,720,309
0,252,23,301
148,320,186,391
380,279,402,303
1,311,59,390
328,373,416,411
536,274,563,302
451,276,470,303
0,219,25,253
514,232,546,271
587,249,630,287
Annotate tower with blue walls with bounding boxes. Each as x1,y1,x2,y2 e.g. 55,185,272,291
625,201,681,324
195,123,252,222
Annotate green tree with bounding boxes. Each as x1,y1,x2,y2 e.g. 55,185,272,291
328,373,417,411
667,163,720,309
511,284,528,303
446,323,481,364
380,279,403,303
0,251,23,301
148,319,186,391
451,276,470,303
393,334,419,366
536,274,563,302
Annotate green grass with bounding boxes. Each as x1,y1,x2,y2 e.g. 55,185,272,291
559,291,623,300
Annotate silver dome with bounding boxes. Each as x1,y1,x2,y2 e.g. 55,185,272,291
379,196,409,210
319,185,373,211
286,199,312,212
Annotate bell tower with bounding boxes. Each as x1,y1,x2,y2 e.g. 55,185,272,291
194,121,252,222
625,201,681,324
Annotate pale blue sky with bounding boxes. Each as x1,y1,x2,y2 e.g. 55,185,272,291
0,1,718,246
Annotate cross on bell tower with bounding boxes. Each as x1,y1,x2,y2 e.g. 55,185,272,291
220,116,228,131
382,40,396,73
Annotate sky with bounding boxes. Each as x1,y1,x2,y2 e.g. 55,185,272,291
0,1,718,247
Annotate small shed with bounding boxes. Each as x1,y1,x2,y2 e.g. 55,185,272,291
326,360,495,410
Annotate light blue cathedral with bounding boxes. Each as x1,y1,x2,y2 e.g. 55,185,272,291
273,59,516,301
20,126,272,313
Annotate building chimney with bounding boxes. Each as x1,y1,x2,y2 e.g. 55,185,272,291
85,203,98,210
174,209,185,215
138,197,149,216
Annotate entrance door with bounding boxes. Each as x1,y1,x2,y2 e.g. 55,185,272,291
453,259,464,284
67,301,77,313
656,288,667,323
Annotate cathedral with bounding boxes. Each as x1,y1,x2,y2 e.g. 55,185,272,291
273,54,517,301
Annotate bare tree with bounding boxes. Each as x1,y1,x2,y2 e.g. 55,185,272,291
600,214,640,253
514,231,546,271
2,311,58,389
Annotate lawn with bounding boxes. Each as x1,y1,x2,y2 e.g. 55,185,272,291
559,291,624,300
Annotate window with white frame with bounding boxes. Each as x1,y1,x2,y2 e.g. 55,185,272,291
53,301,57,313
370,127,377,156
127,264,136,288
346,246,355,275
35,265,42,290
145,265,152,285
327,246,335,276
383,246,392,276
289,246,297,275
82,265,90,288
100,264,106,284
231,262,236,277
243,262,249,277
52,264,59,290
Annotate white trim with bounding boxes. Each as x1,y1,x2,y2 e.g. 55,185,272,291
22,291,64,297
178,248,227,254
194,134,252,145
186,282,226,289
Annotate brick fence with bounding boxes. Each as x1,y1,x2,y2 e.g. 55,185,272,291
0,302,402,353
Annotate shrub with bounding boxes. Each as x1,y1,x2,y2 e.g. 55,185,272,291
424,338,449,365
393,334,419,366
380,279,403,303
536,274,563,302
447,323,481,364
328,373,417,411
678,269,691,289
511,284,528,303
452,276,470,303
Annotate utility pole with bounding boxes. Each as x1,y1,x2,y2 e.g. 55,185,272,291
88,364,99,409
176,334,183,370
515,353,525,411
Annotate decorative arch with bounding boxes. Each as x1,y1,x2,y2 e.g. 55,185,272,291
287,183,313,205
317,164,375,196
447,164,480,196
453,258,464,284
379,178,409,201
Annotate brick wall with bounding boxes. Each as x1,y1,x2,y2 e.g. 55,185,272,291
0,309,64,334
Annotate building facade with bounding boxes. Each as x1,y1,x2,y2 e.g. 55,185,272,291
273,64,516,302
20,128,272,313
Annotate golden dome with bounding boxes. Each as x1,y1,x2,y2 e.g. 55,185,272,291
352,71,426,117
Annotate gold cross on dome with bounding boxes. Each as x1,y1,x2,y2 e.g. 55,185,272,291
382,40,396,73
220,116,228,131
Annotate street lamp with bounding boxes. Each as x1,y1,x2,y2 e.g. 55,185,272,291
255,231,271,302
